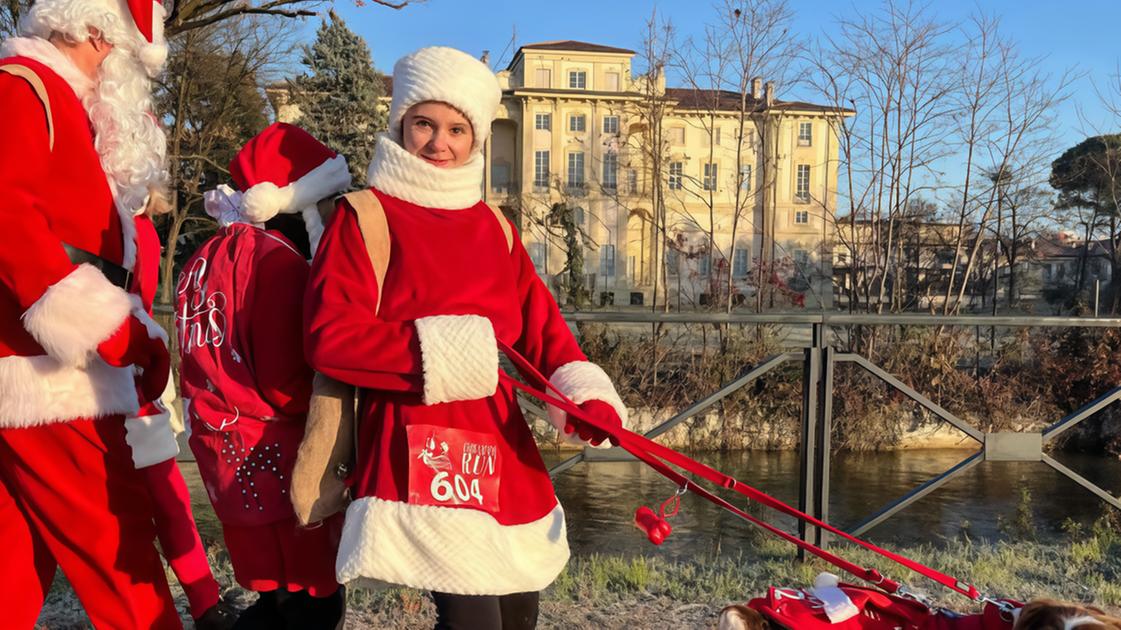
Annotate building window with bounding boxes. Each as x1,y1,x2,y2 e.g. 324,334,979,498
572,206,585,226
567,152,585,193
666,248,679,276
703,163,718,191
796,164,811,202
534,150,550,191
535,68,552,88
714,127,721,146
627,169,638,194
600,244,616,277
569,114,586,132
605,71,620,91
668,162,684,190
603,115,619,134
528,242,546,272
568,70,587,89
798,121,813,146
699,254,711,277
535,113,551,131
794,210,809,225
602,153,618,190
794,249,810,269
733,249,749,277
491,163,510,193
740,164,752,191
669,127,685,145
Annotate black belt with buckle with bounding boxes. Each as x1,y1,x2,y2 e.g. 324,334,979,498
62,242,132,290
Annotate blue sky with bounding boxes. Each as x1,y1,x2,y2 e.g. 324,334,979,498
317,0,1119,167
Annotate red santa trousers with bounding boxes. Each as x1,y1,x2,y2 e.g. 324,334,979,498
221,513,343,597
0,418,181,629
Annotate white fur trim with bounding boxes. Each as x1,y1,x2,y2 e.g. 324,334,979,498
302,206,325,257
159,370,184,434
240,155,350,224
415,315,498,405
0,354,138,428
546,361,629,448
336,496,570,595
0,36,95,100
367,134,483,210
125,407,179,468
128,297,168,343
21,264,132,367
389,46,501,151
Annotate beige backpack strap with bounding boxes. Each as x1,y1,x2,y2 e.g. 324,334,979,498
0,64,54,151
342,190,391,316
484,203,514,253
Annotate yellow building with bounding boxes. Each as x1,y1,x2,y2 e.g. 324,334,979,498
487,40,852,308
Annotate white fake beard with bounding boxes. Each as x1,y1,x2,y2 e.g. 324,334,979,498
86,46,167,213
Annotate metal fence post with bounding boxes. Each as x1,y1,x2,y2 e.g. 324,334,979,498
814,333,834,547
798,322,823,555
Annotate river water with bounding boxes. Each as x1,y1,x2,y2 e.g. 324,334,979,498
181,449,1121,558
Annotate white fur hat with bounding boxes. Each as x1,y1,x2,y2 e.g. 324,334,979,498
388,46,501,152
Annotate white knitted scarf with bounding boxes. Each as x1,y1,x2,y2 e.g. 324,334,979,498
366,133,483,210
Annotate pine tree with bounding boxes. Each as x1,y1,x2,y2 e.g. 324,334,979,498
288,11,386,184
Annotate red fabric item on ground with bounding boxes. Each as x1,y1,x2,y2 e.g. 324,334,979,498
141,458,221,619
221,514,343,597
0,419,181,629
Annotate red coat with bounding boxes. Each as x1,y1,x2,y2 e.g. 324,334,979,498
0,55,149,430
304,186,628,596
177,223,313,526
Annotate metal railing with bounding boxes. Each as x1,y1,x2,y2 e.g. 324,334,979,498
544,311,1121,549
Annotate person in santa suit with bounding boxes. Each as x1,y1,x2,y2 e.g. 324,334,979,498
177,123,350,629
127,189,236,629
303,46,628,630
0,0,192,628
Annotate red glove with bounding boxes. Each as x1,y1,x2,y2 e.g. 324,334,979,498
97,316,170,402
564,399,622,447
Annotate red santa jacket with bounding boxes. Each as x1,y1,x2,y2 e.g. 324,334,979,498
0,54,150,429
177,223,313,526
304,183,629,596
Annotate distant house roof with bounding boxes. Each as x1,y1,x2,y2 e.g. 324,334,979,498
517,40,635,55
665,87,855,115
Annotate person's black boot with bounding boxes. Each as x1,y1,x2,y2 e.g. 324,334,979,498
278,586,347,630
194,599,237,630
232,591,283,630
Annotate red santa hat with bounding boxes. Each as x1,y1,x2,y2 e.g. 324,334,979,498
229,123,352,255
388,46,501,152
20,0,168,74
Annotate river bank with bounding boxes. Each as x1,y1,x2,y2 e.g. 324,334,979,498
36,529,1121,628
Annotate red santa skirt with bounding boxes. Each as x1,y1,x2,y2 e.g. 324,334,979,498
222,513,343,596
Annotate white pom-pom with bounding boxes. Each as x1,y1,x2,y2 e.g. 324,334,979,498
139,43,168,75
241,181,293,224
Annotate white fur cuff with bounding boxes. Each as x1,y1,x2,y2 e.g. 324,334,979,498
21,264,133,366
546,361,629,448
125,408,180,468
415,315,499,405
336,497,570,595
0,354,138,428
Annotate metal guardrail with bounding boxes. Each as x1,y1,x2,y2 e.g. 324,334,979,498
545,311,1121,550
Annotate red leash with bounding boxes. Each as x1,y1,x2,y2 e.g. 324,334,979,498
497,341,982,602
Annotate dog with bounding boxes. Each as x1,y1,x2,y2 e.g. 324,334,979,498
717,604,770,630
1014,599,1121,630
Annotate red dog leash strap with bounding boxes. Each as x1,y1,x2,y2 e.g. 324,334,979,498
497,341,980,601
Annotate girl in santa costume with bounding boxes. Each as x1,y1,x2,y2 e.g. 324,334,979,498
177,123,349,629
303,46,627,630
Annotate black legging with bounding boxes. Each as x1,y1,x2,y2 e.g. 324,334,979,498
432,591,540,630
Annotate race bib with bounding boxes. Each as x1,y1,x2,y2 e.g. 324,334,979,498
406,425,501,514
